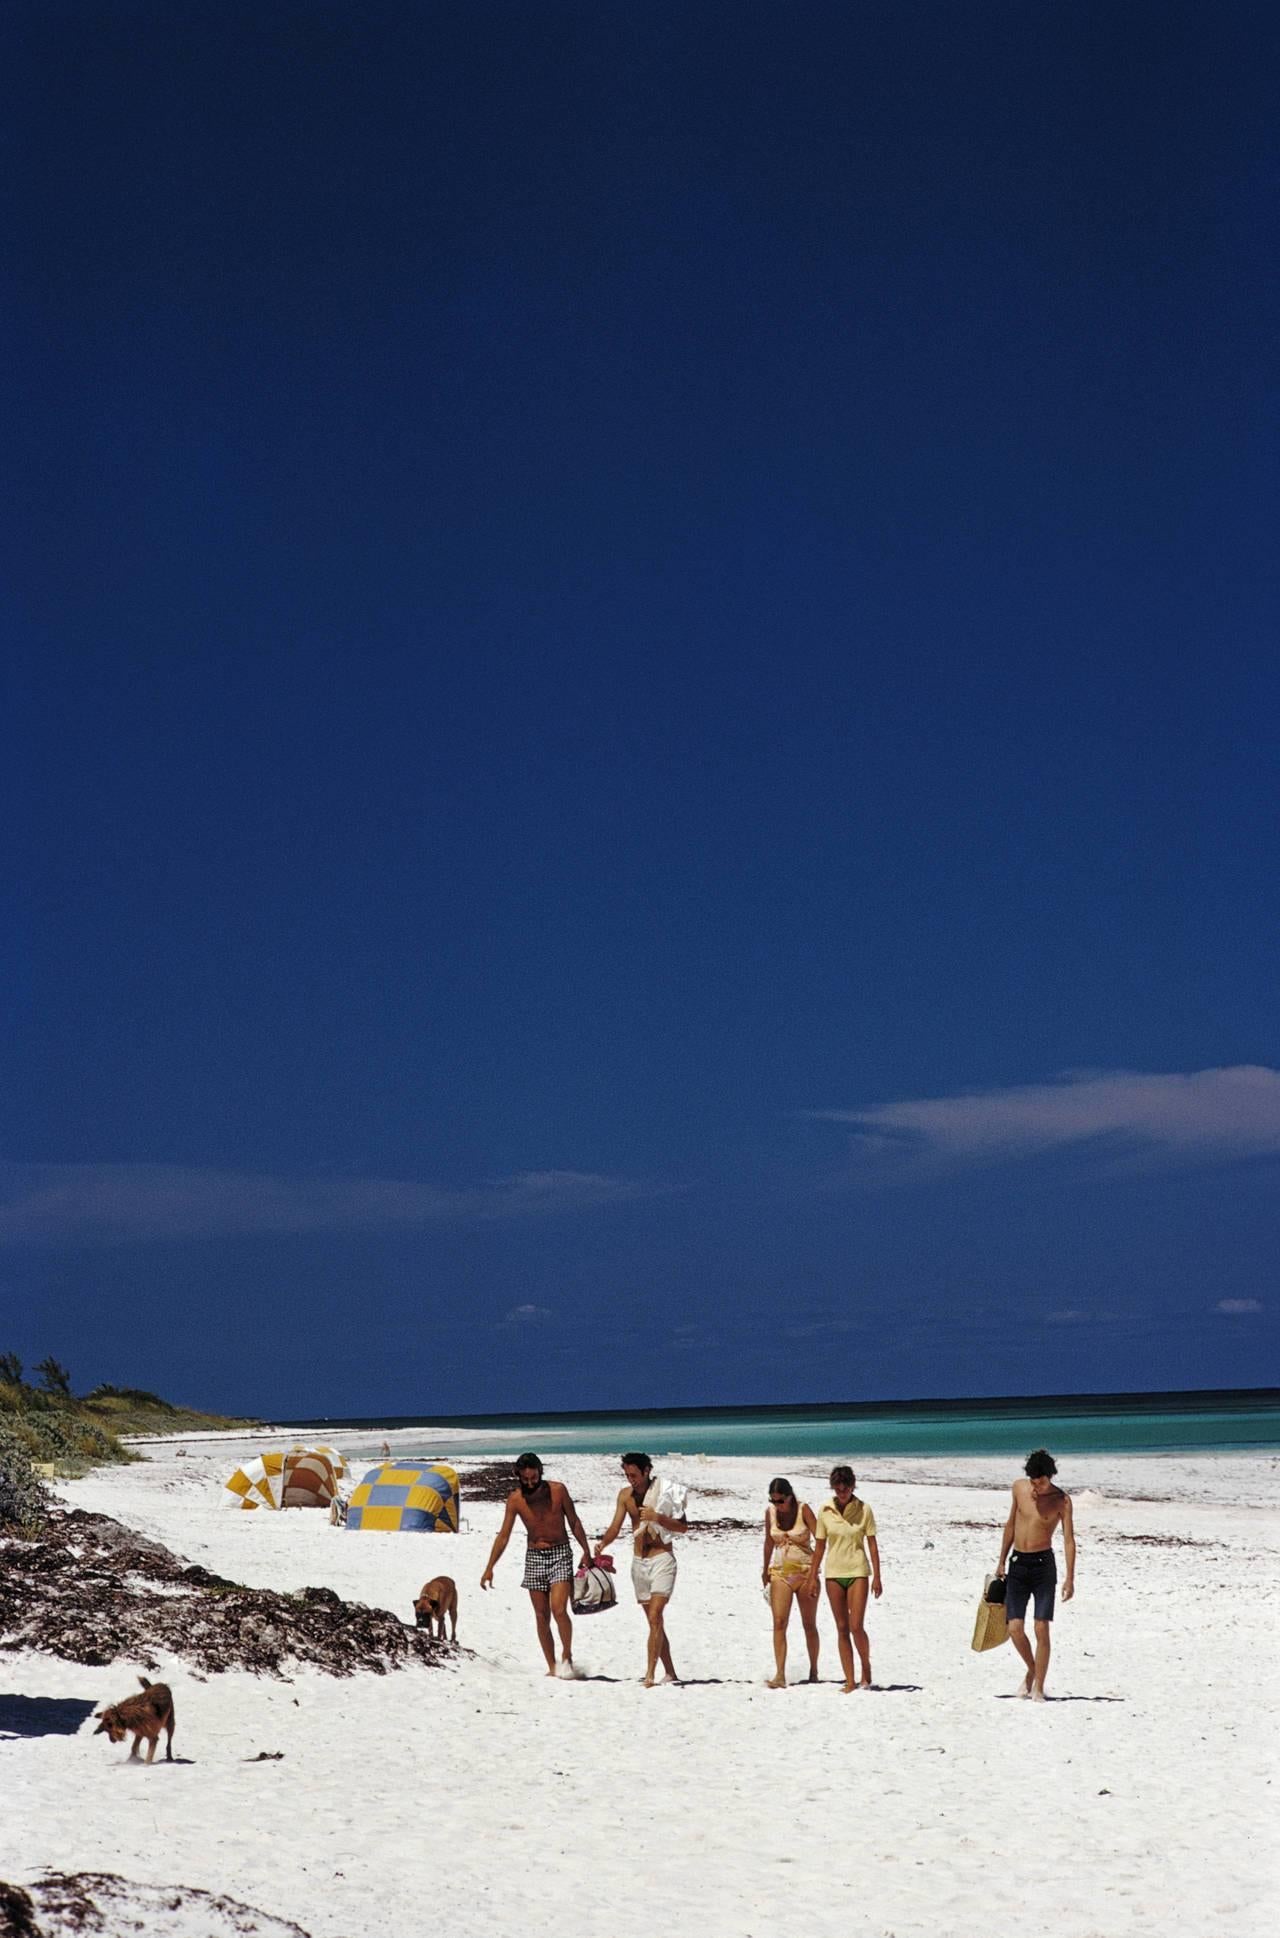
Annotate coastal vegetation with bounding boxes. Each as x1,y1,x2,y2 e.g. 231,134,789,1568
0,1360,443,1683
0,1354,255,1530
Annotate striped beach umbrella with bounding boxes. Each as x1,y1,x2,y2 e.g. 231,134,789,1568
222,1445,347,1510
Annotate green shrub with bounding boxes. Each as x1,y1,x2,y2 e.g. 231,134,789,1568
0,1366,249,1475
86,1385,175,1410
0,1424,51,1532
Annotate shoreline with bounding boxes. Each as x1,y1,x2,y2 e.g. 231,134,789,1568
123,1426,1280,1507
137,1424,1280,1498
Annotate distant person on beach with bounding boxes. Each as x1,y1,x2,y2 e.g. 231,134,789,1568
760,1477,820,1688
807,1465,882,1692
995,1448,1076,1701
480,1453,593,1678
379,1441,390,1460
594,1452,688,1687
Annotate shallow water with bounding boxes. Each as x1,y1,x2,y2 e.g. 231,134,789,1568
286,1389,1280,1463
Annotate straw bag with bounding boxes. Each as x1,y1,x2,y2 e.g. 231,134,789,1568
971,1574,1009,1652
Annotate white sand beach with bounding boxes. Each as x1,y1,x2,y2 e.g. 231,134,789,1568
5,1437,1279,1937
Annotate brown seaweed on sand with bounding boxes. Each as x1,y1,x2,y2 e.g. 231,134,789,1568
0,1507,447,1678
0,1872,313,1937
455,1461,521,1502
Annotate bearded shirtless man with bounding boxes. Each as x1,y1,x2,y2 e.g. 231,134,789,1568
594,1452,688,1688
481,1454,592,1677
995,1448,1077,1701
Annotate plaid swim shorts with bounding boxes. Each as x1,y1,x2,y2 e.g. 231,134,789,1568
522,1538,574,1592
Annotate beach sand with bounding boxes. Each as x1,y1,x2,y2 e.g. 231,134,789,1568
4,1436,1279,1936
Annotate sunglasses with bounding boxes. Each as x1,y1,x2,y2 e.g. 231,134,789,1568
768,1493,790,1503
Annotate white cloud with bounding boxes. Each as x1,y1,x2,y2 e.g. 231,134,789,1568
502,1303,553,1325
782,1316,857,1338
809,1066,1280,1170
0,1162,651,1246
1214,1298,1264,1315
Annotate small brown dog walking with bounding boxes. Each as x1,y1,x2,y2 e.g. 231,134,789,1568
94,1677,175,1763
413,1576,458,1640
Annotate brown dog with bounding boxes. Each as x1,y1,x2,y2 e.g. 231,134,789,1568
94,1677,175,1763
413,1575,458,1640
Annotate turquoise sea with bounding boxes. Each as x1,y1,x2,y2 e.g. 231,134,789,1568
286,1387,1280,1463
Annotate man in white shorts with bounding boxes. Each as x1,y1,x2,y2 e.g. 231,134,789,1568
594,1451,687,1687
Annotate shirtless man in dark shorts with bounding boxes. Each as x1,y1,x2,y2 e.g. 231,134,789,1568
481,1454,592,1677
995,1448,1077,1701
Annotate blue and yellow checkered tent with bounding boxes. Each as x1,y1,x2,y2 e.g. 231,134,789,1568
345,1462,460,1532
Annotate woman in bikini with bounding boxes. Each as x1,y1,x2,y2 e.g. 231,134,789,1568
760,1476,821,1688
807,1464,882,1693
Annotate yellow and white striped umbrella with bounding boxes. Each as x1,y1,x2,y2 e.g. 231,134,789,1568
223,1445,346,1510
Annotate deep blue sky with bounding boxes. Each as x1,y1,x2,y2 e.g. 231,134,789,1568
4,3,1277,1416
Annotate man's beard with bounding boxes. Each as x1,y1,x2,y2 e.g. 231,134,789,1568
519,1477,545,1498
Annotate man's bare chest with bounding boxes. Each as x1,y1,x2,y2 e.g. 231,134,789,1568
1019,1492,1063,1538
517,1491,565,1543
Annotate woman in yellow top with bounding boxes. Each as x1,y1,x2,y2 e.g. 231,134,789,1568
759,1477,820,1688
807,1464,882,1692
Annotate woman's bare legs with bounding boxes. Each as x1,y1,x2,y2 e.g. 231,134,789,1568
768,1575,794,1687
825,1579,856,1692
847,1576,872,1687
797,1578,821,1681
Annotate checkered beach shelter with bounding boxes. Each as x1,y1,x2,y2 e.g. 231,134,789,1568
345,1462,460,1532
222,1445,348,1510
